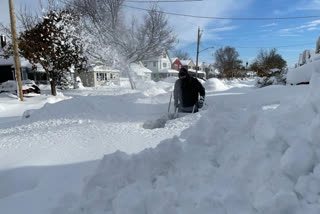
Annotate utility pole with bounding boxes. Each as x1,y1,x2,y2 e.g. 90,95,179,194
8,0,23,101
195,27,202,77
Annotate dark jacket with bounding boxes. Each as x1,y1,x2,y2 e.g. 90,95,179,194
174,75,205,108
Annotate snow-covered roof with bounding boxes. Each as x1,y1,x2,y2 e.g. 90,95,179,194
188,69,206,74
89,65,120,73
171,57,179,63
0,54,14,66
0,54,32,68
158,68,179,74
180,60,193,66
130,62,152,75
20,58,32,68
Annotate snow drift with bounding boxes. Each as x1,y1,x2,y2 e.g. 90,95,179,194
53,68,320,214
203,78,229,91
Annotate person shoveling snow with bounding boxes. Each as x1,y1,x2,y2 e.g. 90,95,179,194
143,68,205,129
174,67,206,113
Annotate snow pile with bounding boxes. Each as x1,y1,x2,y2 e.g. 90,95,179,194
287,49,320,85
74,77,85,89
0,92,69,119
53,71,320,214
203,78,229,91
286,60,320,85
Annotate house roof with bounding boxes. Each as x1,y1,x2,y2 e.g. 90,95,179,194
0,53,32,68
157,68,179,74
188,69,206,74
89,65,120,73
171,57,179,62
130,62,152,75
0,54,14,66
180,60,193,66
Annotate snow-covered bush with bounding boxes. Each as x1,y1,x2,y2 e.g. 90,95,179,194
255,68,287,87
251,49,287,87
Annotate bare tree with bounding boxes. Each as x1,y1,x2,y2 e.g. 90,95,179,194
252,48,286,77
251,48,287,87
66,0,176,88
172,49,191,60
214,46,242,79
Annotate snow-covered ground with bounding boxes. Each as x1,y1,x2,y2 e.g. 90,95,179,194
0,74,319,214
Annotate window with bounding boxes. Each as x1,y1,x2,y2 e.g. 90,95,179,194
163,63,167,68
96,72,107,81
153,62,157,67
163,53,166,58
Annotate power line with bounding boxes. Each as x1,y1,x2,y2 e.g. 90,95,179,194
212,42,314,49
124,5,320,20
125,0,202,2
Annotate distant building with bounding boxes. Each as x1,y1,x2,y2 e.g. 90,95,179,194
130,62,152,81
76,62,120,87
151,68,178,81
0,54,46,84
171,58,183,71
180,60,195,70
143,51,172,74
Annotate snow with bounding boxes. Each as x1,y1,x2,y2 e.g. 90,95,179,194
0,71,320,214
130,63,152,75
287,50,320,85
158,68,179,74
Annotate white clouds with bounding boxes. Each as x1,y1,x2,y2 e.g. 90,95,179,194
297,0,320,10
298,20,320,31
126,0,252,48
0,0,45,26
277,19,320,36
207,26,239,33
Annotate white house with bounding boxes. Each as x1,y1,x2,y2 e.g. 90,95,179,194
188,69,206,79
180,60,195,70
143,51,172,74
151,68,178,81
130,62,152,81
76,63,120,87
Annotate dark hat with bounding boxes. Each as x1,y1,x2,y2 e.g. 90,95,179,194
179,68,188,77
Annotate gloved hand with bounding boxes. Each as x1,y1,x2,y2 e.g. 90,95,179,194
198,96,204,108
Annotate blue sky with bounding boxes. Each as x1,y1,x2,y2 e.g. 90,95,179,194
126,0,320,67
1,0,320,68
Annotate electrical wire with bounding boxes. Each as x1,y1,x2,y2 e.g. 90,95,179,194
124,5,320,20
212,42,314,49
125,0,202,2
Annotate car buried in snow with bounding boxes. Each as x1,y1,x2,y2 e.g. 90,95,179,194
0,80,41,96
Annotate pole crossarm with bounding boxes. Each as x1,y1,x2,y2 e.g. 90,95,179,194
199,46,215,53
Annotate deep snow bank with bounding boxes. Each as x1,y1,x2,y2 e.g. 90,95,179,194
286,60,320,85
54,74,320,214
203,78,229,91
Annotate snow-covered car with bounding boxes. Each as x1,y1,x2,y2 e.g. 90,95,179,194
0,80,40,95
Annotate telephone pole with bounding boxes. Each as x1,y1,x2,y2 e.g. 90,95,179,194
8,0,23,101
195,27,202,77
